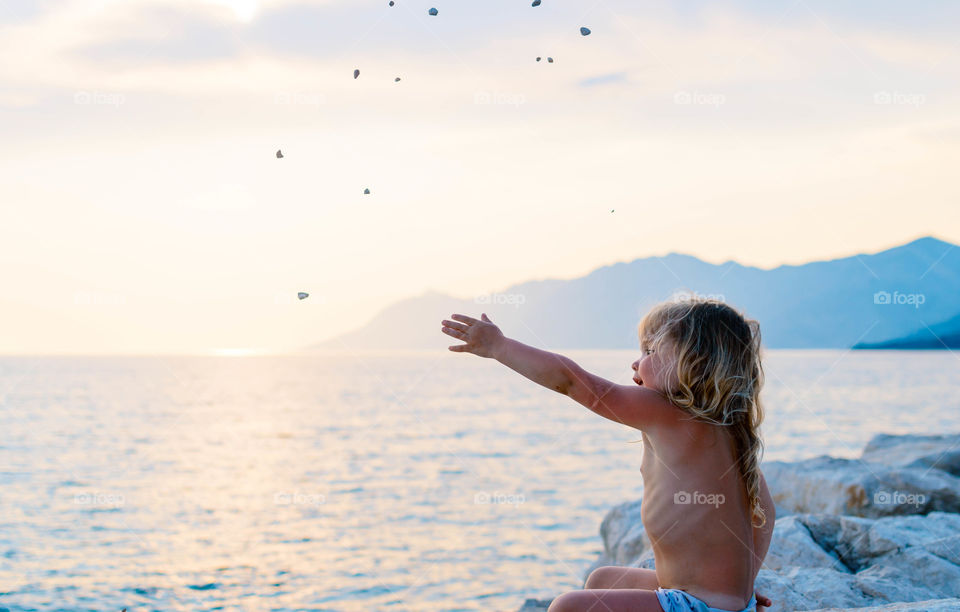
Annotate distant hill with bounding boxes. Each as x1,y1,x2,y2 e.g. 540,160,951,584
854,311,960,349
308,236,960,350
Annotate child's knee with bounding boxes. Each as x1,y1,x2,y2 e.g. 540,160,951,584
546,591,582,612
584,565,617,589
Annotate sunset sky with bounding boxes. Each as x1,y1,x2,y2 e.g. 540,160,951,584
1,0,958,354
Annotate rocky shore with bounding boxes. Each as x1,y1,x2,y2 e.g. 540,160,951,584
516,433,960,611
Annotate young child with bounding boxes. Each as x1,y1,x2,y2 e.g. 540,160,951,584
440,297,775,612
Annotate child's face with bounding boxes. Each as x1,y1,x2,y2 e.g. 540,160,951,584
632,337,677,394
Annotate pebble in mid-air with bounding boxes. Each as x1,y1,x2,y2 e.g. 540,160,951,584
364,188,370,194
580,26,591,36
395,77,401,82
532,0,541,5
547,57,554,63
428,7,438,15
354,69,360,79
276,149,283,158
389,0,394,5
298,292,309,300
536,56,541,62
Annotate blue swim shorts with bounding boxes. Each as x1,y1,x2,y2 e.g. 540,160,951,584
655,587,757,612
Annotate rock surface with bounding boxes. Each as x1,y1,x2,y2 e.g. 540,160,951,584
516,433,960,611
811,600,960,611
860,433,960,477
763,455,960,518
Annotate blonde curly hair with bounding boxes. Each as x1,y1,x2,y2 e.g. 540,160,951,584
637,294,767,528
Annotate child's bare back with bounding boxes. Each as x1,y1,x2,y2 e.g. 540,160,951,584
638,402,775,610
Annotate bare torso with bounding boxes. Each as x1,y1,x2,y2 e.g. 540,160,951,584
639,403,774,610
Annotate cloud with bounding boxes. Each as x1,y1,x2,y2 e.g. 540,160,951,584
76,5,243,65
0,0,63,24
1,0,956,103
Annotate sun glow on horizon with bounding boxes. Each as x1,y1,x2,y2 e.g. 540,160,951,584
206,0,259,22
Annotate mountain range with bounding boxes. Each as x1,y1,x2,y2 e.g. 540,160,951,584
309,236,960,351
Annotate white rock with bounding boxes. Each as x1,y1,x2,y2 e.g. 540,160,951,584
599,498,649,565
777,567,876,609
754,569,821,611
810,598,960,611
861,433,960,477
763,516,849,573
763,456,960,518
858,547,960,598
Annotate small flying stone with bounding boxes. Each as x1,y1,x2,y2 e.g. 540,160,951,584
580,26,591,36
547,57,554,63
364,188,370,194
276,149,283,158
298,292,309,300
389,0,394,5
536,56,541,62
354,69,360,79
395,77,401,82
532,0,541,5
428,7,438,15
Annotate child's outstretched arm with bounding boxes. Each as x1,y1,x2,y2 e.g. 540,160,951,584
441,313,573,392
441,313,672,430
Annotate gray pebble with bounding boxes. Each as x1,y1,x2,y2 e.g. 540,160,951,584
354,69,360,79
428,7,438,15
580,26,591,36
276,149,283,158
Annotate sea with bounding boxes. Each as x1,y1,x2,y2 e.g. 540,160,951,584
1,349,958,611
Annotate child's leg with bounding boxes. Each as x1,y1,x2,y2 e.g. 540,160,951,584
547,589,663,612
584,566,659,590
547,589,664,612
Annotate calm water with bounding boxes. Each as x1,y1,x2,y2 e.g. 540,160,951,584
1,349,958,611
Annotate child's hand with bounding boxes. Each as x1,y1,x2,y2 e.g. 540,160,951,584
441,313,505,359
